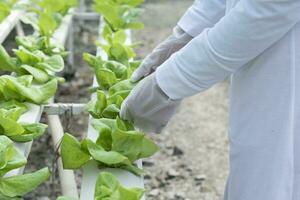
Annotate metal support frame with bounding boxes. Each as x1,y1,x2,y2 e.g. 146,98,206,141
66,11,99,74
73,12,100,20
66,20,75,73
43,103,85,115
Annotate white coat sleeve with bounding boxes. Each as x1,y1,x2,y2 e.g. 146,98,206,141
156,0,300,100
178,0,226,37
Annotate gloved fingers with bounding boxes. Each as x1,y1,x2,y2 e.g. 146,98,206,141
120,99,132,122
131,27,192,83
134,99,181,133
131,51,163,82
122,73,182,133
130,63,152,82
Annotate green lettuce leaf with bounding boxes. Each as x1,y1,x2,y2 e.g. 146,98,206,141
0,100,28,113
112,0,144,7
0,2,11,22
36,54,64,72
94,172,144,200
9,123,47,143
92,117,158,164
0,45,17,72
0,192,22,200
38,12,58,37
0,136,27,177
16,35,67,57
93,0,144,31
19,64,50,84
60,132,145,176
13,46,43,65
85,90,107,119
0,75,58,104
0,167,50,197
61,133,91,169
0,109,25,137
83,139,131,166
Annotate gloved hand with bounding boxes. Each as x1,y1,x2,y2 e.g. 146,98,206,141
121,73,181,133
131,26,193,82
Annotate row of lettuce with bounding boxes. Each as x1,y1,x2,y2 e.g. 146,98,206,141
0,0,77,199
59,0,159,199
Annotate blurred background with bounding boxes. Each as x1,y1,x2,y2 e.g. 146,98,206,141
20,0,229,199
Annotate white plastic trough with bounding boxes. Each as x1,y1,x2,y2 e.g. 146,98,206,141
80,19,145,200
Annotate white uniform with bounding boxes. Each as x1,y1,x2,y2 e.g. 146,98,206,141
156,0,300,199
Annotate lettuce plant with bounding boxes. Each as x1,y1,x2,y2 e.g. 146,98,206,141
96,25,139,65
83,53,135,90
0,0,76,198
0,33,66,103
110,0,144,7
56,171,144,200
21,0,77,37
0,100,47,142
21,10,59,37
30,0,77,16
0,75,59,104
94,172,144,200
85,80,136,119
60,0,156,199
0,45,17,72
16,35,68,57
93,0,144,31
0,136,50,199
61,116,158,176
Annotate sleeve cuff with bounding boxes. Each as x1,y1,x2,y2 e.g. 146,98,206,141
155,55,200,100
155,30,231,100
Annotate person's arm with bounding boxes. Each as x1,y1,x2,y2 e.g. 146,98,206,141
156,0,300,100
178,0,226,37
131,0,226,82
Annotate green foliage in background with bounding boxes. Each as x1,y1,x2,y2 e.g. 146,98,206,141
0,0,17,22
93,0,144,31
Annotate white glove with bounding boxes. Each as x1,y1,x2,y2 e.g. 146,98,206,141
131,26,193,82
120,73,181,133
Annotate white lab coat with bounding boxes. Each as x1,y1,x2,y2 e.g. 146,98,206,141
156,0,300,199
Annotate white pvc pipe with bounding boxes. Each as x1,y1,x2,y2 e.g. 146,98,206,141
16,22,24,37
47,114,79,198
47,9,79,198
0,10,24,43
